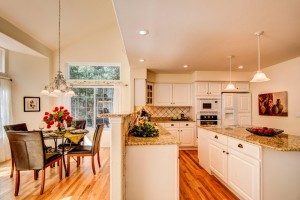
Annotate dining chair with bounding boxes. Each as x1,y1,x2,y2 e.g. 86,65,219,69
4,123,28,178
6,130,63,196
63,120,87,147
67,124,104,175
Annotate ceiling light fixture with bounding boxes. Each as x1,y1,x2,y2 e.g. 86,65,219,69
250,31,270,82
138,30,149,35
139,59,145,62
224,55,237,91
183,65,189,68
41,0,74,97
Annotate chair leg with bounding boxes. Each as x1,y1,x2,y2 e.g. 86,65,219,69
67,156,70,175
34,170,39,180
77,156,80,167
14,170,20,196
10,157,15,178
97,152,101,168
91,155,96,175
40,169,45,195
59,159,62,180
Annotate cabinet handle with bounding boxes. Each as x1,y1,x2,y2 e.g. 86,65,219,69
214,135,218,139
226,152,229,155
223,150,226,153
171,124,174,126
186,124,189,126
238,144,243,148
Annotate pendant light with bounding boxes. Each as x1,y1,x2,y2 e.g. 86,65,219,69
41,0,75,97
250,31,270,82
224,55,237,91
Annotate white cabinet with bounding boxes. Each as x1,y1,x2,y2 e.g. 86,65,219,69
179,127,195,146
172,84,191,106
237,113,252,127
237,93,252,113
228,148,260,200
154,83,190,106
198,128,212,173
146,83,154,105
223,93,235,110
163,122,195,147
195,82,221,97
209,140,228,183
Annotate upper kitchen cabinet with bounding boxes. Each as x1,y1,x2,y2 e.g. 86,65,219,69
222,82,250,92
237,93,252,113
195,82,222,97
146,83,154,105
154,83,191,106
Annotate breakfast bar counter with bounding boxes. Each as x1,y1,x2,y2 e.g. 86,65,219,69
199,126,300,151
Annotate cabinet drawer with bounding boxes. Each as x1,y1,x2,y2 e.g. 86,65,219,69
179,122,195,127
210,132,228,146
164,123,180,128
228,137,261,160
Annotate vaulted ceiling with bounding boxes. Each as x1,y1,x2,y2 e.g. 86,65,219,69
0,0,116,50
113,0,300,72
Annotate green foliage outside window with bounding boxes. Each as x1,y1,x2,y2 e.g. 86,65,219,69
69,65,120,80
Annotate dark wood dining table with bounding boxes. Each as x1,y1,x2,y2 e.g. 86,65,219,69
43,129,89,177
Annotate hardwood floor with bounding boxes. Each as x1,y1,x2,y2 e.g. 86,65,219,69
0,148,237,200
0,148,110,200
179,150,239,200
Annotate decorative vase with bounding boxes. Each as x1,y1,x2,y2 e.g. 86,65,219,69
276,99,284,114
272,105,279,115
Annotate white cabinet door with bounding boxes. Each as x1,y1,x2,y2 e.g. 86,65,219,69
223,93,235,110
209,82,222,96
209,140,228,183
237,113,252,126
154,84,173,106
195,82,209,96
173,84,191,106
236,82,250,92
179,127,195,146
237,93,251,113
198,128,212,173
228,148,260,200
165,128,180,141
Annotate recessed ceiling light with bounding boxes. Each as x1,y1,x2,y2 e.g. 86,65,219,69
238,65,244,69
138,30,149,35
139,59,145,62
183,65,189,68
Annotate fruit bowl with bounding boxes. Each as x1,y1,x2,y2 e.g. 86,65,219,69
246,127,284,137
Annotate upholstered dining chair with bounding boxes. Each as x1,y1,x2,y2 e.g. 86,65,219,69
6,130,63,196
67,124,104,175
4,123,28,178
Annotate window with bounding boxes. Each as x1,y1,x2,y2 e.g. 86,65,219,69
68,64,119,129
0,48,5,73
71,87,114,128
68,64,120,80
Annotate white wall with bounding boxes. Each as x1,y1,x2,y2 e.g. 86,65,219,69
251,57,300,135
7,50,50,130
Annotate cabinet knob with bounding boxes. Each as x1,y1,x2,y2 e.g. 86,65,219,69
171,124,174,126
214,135,218,139
223,150,226,153
238,144,243,148
186,124,189,126
226,152,229,155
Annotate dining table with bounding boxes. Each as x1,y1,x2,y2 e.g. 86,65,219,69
42,128,89,177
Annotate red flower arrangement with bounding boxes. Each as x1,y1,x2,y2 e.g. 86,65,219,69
43,106,73,130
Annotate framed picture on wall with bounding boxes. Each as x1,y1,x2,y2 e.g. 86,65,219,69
24,96,40,112
258,91,288,116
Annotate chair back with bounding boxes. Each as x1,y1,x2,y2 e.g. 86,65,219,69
4,123,28,131
91,124,104,155
6,131,45,170
74,120,86,129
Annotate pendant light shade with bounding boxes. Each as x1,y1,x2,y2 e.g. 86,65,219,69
250,31,270,83
224,55,237,91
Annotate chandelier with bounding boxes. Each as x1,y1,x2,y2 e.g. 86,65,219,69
41,0,75,97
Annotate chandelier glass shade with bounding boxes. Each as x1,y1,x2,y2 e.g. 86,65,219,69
250,31,271,83
41,0,74,97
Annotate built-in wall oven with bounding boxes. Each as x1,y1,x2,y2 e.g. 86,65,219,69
197,98,221,126
197,112,221,126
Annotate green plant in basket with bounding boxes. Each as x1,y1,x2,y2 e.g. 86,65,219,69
129,121,159,137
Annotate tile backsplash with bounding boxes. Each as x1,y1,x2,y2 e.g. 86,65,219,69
135,106,190,118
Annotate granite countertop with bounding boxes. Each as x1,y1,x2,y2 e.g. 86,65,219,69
97,113,132,118
151,117,195,123
199,125,300,151
126,125,180,146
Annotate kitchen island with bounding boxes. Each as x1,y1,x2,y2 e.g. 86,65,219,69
198,126,300,200
125,125,180,200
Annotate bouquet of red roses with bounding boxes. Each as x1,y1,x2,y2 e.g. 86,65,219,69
43,106,73,130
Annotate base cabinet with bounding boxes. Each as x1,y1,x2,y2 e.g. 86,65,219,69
228,149,260,200
163,122,196,147
209,141,228,183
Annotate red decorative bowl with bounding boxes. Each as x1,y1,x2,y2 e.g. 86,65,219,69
246,127,284,137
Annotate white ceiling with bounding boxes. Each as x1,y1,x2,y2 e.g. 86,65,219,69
113,0,300,73
0,0,116,50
